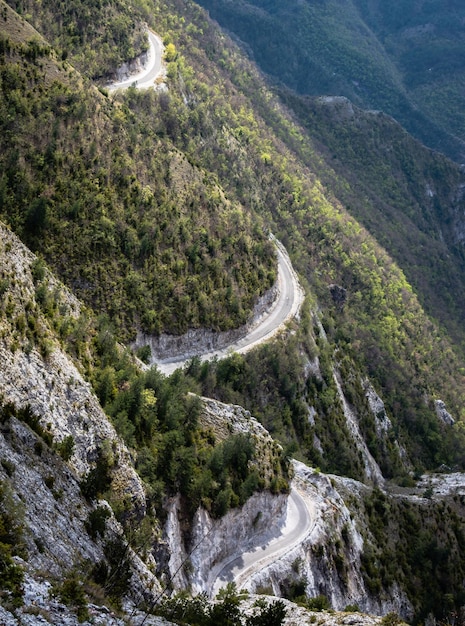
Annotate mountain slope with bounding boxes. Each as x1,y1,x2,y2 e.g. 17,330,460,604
276,91,465,354
353,0,465,157
0,0,276,339
143,0,465,470
2,0,465,621
2,0,465,490
195,0,465,161
4,0,149,79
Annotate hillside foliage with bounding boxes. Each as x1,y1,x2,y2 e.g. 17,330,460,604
361,487,465,623
0,5,275,339
194,0,465,161
2,0,465,484
2,0,465,620
5,0,149,78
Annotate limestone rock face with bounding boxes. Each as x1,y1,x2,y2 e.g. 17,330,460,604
164,396,289,594
435,399,455,426
333,370,384,485
164,489,288,595
241,462,414,620
134,283,278,362
0,417,103,578
0,224,157,605
0,224,145,504
364,382,392,436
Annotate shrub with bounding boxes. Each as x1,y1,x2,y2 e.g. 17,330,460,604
0,458,15,476
306,595,331,611
0,481,25,607
56,435,75,461
246,600,286,626
380,613,404,626
54,571,89,622
85,506,111,539
80,448,113,500
135,344,151,364
100,536,131,605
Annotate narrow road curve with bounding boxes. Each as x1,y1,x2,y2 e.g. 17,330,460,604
104,33,304,373
156,238,305,375
106,28,310,599
209,487,314,598
107,30,164,91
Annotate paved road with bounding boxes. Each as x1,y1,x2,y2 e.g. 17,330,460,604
155,237,304,375
107,30,164,91
209,488,313,598
105,35,304,373
107,30,309,598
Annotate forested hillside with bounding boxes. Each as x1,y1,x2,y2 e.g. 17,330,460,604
277,91,465,355
196,0,465,162
2,0,465,621
2,0,465,473
4,0,150,78
0,1,276,338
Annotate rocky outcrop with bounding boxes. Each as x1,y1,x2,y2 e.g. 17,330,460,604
242,462,413,619
165,489,288,595
333,370,384,486
113,49,151,82
434,399,455,426
364,382,392,437
0,416,103,578
0,224,145,504
0,224,159,602
240,596,400,626
134,283,278,362
164,396,289,594
0,572,173,626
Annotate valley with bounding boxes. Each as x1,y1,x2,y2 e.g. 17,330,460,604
1,0,465,623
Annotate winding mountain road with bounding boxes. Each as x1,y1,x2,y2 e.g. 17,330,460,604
209,487,314,597
105,31,305,373
107,30,164,91
155,238,305,375
106,29,310,597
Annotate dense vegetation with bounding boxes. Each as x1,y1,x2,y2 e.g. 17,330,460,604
144,0,465,473
360,487,465,624
89,323,289,518
0,479,25,609
2,0,465,619
276,90,465,355
157,584,286,625
195,0,465,161
0,4,276,339
2,0,465,480
5,0,149,78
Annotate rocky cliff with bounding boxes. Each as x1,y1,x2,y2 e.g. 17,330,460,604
2,221,464,625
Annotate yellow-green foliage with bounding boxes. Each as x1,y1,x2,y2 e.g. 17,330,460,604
146,0,465,471
4,0,148,79
0,16,276,340
361,487,465,622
